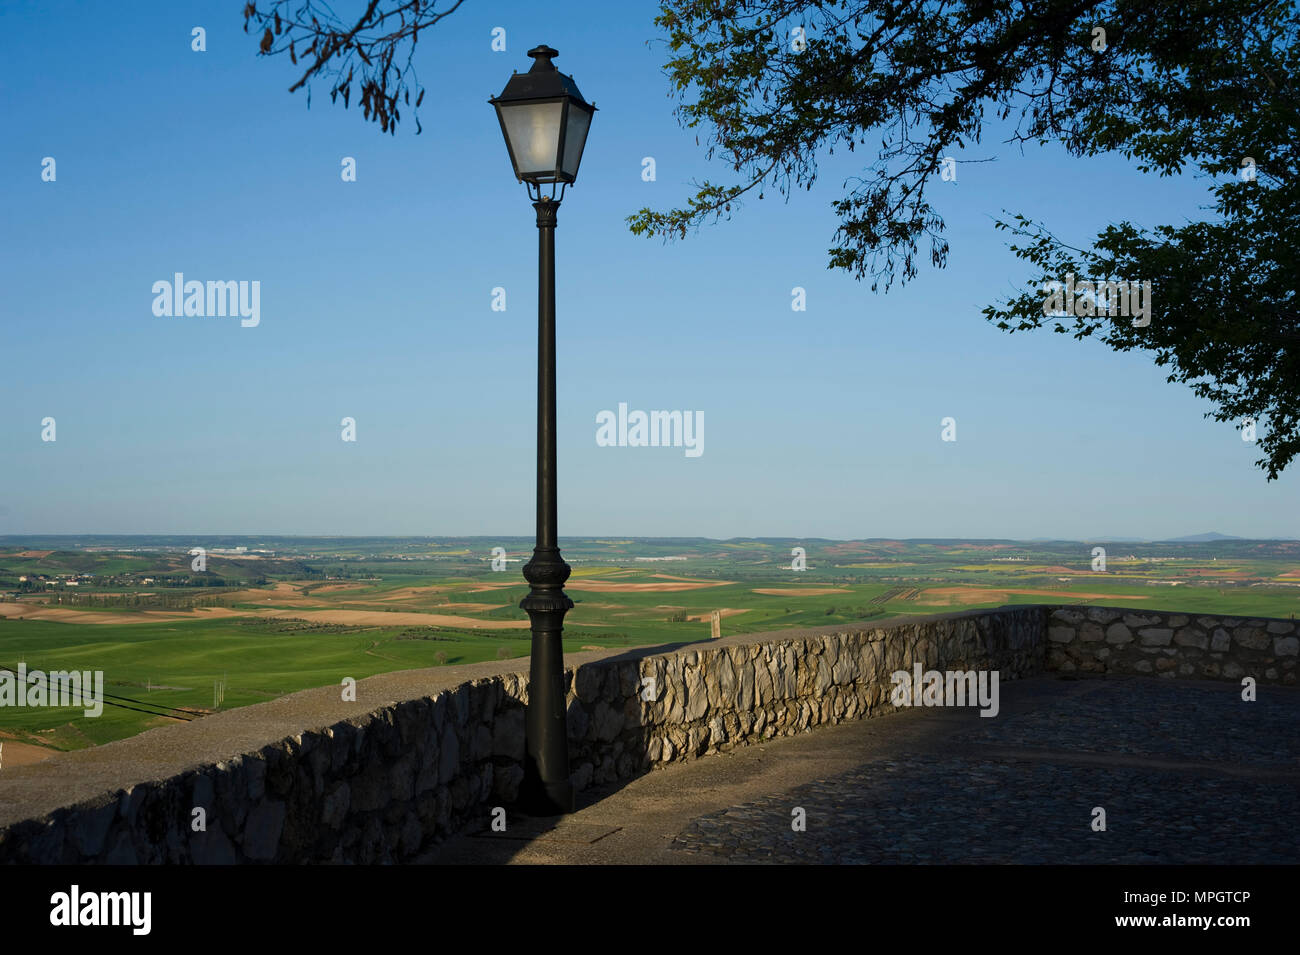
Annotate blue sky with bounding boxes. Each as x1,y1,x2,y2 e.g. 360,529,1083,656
2,0,1295,540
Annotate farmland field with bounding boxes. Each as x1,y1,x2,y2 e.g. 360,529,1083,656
1,535,1296,758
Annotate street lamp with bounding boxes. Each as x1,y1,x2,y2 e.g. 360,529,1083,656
490,45,596,815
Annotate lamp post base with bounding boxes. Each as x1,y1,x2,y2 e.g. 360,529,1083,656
519,775,576,817
520,550,575,816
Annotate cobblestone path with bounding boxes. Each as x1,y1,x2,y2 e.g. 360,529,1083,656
671,678,1300,863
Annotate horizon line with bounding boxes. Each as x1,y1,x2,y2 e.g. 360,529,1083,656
1,533,1295,544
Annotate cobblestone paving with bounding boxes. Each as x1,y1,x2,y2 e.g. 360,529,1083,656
672,681,1300,864
953,677,1299,769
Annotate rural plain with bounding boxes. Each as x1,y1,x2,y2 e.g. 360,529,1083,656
2,535,1296,763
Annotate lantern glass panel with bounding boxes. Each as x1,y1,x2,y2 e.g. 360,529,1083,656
498,101,564,180
560,105,592,181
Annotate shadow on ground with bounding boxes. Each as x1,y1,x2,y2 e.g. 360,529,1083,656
424,674,1300,864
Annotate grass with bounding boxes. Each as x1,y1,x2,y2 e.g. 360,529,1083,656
2,553,1296,751
0,614,649,750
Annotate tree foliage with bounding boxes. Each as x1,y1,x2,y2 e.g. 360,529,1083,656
242,0,465,134
631,0,1299,477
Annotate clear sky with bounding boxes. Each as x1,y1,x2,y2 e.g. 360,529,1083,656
2,0,1296,540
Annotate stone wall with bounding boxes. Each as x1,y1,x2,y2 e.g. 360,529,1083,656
1046,607,1298,684
3,604,1295,864
565,605,1042,788
0,606,1042,864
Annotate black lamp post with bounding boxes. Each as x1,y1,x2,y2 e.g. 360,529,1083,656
490,45,595,815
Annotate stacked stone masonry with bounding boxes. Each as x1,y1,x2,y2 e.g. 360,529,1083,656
0,605,1291,864
1046,607,1297,683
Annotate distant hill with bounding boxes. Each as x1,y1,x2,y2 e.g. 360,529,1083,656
1159,532,1244,543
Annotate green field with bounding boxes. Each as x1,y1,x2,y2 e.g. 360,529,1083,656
0,615,620,750
2,535,1297,754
